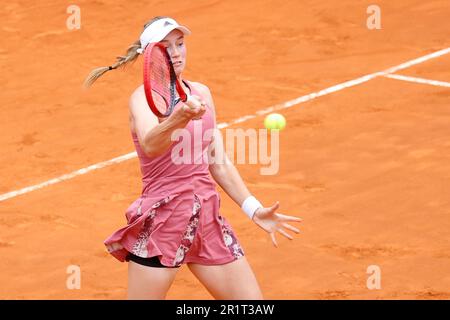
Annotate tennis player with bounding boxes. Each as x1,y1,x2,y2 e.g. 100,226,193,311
84,16,302,300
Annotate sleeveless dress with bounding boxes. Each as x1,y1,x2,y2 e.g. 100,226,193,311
104,80,245,267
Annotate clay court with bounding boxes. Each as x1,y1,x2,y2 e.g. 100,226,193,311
1,0,449,299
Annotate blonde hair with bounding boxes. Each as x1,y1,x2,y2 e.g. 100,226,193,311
83,16,170,88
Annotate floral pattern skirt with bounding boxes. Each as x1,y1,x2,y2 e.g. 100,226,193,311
104,192,244,267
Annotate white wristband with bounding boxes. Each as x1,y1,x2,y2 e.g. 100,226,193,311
241,196,263,220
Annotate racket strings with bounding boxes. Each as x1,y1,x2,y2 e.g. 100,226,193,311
150,48,177,114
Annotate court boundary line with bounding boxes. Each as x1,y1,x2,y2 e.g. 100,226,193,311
384,73,450,88
1,47,449,202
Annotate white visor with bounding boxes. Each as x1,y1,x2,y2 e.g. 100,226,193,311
137,18,191,54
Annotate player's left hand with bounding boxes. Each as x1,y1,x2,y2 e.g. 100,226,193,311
252,201,302,247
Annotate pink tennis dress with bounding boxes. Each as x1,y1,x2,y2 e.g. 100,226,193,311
104,80,245,267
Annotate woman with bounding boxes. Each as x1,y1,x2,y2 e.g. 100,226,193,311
84,16,302,300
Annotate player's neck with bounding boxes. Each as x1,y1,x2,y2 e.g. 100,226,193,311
178,76,191,94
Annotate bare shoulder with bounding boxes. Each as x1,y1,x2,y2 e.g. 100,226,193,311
128,84,158,136
129,84,145,107
189,81,212,99
189,81,216,115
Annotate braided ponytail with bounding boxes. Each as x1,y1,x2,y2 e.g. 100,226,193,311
83,39,141,87
83,16,171,88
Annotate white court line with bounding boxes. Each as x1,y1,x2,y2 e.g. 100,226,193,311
384,74,450,88
1,47,450,202
0,152,137,202
218,47,450,128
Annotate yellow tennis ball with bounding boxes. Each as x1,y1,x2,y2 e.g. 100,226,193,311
264,113,286,130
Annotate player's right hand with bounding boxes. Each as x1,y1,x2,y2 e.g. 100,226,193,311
175,95,206,121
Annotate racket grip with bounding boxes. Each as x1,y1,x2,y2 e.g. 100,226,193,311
185,94,202,109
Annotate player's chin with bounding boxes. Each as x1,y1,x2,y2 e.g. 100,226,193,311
174,64,185,76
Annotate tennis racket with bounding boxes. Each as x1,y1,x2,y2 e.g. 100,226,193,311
143,42,200,118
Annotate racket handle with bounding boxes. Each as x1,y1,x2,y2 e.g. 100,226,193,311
185,94,202,109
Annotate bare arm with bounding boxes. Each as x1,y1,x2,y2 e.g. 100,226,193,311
190,84,252,206
197,83,302,246
210,152,253,208
130,86,205,157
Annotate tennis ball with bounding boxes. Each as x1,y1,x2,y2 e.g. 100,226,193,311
264,113,286,131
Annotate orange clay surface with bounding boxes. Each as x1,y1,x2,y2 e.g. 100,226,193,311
1,0,450,299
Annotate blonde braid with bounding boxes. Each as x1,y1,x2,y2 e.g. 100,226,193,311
83,16,170,88
83,39,141,88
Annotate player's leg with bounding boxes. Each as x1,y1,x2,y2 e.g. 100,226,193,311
187,256,263,300
127,259,179,300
